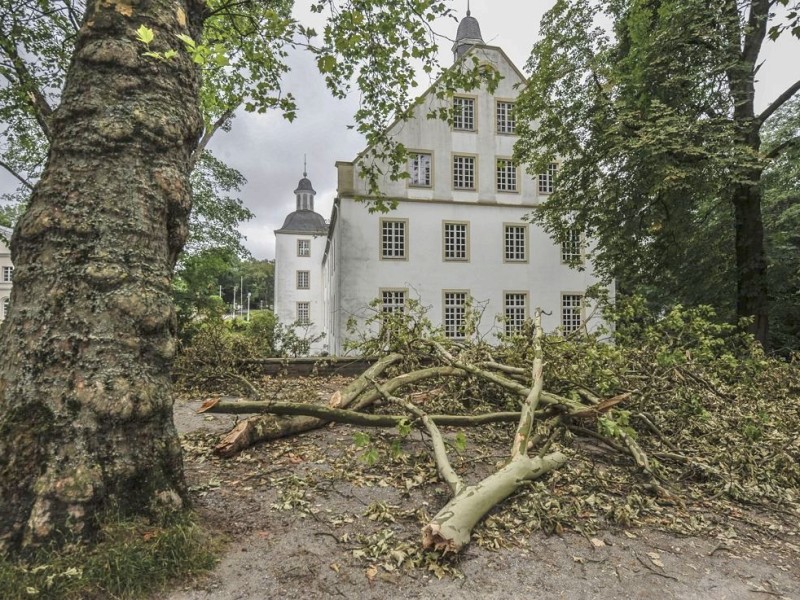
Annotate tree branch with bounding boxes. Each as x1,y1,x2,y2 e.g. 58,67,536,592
510,308,545,459
764,134,800,160
370,379,465,495
199,396,521,428
189,108,236,170
0,37,53,141
0,159,34,190
758,78,800,124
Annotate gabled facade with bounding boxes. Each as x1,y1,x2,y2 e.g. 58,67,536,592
0,226,13,321
276,11,611,355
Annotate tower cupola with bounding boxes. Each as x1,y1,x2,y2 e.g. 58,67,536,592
294,162,316,211
452,2,485,61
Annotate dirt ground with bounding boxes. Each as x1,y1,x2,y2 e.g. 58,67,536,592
157,389,800,600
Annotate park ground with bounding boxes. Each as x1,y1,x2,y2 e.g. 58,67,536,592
158,376,800,600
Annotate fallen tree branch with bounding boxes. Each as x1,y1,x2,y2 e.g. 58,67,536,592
422,450,567,553
214,353,403,456
510,311,545,459
213,359,473,456
200,397,521,428
371,380,465,496
395,309,571,554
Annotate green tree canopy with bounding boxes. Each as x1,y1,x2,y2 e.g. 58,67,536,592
514,0,800,347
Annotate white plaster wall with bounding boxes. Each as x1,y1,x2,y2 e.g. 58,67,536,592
274,231,327,353
352,46,543,207
328,198,604,353
322,206,342,354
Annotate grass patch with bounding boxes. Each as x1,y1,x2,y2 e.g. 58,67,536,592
0,512,219,599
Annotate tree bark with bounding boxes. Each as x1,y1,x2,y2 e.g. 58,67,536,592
732,174,769,344
726,0,771,346
0,0,205,553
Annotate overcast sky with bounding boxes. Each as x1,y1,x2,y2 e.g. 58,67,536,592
2,1,799,260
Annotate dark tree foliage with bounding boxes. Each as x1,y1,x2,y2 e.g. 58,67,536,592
515,0,800,348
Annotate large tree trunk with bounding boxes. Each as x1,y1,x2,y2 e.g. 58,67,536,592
0,0,205,553
732,175,769,345
727,0,770,347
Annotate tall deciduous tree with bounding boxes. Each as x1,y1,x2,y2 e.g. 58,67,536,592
514,0,800,346
0,0,205,553
0,0,464,554
0,0,295,253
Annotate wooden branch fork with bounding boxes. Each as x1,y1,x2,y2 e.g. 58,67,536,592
376,309,568,553
198,310,652,552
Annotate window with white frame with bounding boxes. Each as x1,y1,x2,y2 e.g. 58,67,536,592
1,297,8,320
504,292,527,334
381,219,407,259
409,152,432,186
443,222,469,261
381,289,406,314
496,159,517,192
297,239,310,257
561,294,584,333
538,162,557,194
453,155,475,189
443,291,468,339
504,224,527,262
453,96,475,130
496,101,516,134
296,301,310,324
2,266,13,282
296,270,310,290
561,228,582,263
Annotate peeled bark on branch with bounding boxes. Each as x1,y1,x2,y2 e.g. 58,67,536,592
422,452,568,553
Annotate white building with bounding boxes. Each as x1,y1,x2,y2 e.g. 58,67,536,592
277,11,610,355
0,226,13,321
273,171,328,353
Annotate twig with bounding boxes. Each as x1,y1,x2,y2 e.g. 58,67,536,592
368,377,465,496
634,553,679,581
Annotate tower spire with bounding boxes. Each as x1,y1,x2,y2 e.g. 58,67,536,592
466,0,470,17
303,154,307,178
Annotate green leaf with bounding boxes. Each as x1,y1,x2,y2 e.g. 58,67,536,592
396,419,412,437
176,33,196,49
353,431,370,448
318,55,337,73
361,448,379,466
135,25,154,45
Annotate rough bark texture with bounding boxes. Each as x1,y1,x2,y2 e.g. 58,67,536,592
0,0,205,553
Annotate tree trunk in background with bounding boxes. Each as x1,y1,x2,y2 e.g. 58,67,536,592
727,0,771,347
0,0,204,553
732,174,769,345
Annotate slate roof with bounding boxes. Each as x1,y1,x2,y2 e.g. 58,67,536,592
276,210,327,234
